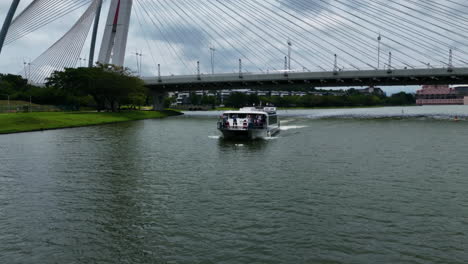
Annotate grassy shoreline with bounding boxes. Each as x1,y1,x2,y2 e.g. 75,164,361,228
0,110,182,135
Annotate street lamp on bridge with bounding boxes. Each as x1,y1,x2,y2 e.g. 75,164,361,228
377,34,382,69
209,46,216,75
78,57,87,67
23,59,32,83
287,39,292,71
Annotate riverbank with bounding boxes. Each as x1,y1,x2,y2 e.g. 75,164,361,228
0,110,182,134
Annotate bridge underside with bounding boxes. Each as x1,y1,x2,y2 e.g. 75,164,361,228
144,68,468,92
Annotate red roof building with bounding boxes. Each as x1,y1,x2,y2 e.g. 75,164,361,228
416,85,465,105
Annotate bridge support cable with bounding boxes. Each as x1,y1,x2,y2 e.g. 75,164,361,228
27,3,94,80
133,0,468,75
255,1,380,70
289,1,422,69
227,0,333,70
133,4,168,69
146,0,231,73
270,0,416,70
173,0,276,72
310,0,440,67
132,4,162,75
215,0,365,70
356,0,468,60
4,0,93,46
319,2,446,68
139,0,267,74
234,0,362,70
25,0,99,83
155,0,264,73
205,0,309,71
329,0,466,67
372,0,468,65
14,0,93,40
445,0,468,11
135,1,189,72
252,0,377,70
151,0,268,73
383,0,468,36
208,0,318,70
134,0,190,72
408,0,468,34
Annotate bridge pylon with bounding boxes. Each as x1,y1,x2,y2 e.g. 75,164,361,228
98,0,133,67
0,0,21,56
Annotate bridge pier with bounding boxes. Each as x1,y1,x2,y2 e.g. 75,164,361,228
152,91,167,111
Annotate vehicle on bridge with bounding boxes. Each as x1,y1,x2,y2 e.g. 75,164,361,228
217,107,280,139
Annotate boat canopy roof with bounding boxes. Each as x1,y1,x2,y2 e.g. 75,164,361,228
223,107,276,115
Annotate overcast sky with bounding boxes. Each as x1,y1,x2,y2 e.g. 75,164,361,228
1,0,468,93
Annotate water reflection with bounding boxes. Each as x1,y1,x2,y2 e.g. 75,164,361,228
217,137,271,151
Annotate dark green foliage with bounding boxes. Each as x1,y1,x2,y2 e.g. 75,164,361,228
164,97,176,108
1,65,147,112
189,92,202,105
225,93,260,108
386,92,416,105
223,91,415,108
200,96,217,106
46,64,147,112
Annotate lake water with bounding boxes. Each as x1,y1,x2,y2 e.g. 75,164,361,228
1,106,468,263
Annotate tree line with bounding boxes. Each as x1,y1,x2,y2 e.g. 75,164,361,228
182,90,415,108
0,64,148,112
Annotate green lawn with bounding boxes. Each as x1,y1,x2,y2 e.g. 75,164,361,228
0,110,181,134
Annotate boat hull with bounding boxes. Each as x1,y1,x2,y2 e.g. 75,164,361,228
219,127,279,140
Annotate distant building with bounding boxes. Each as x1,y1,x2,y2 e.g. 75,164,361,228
355,86,385,96
416,85,467,105
175,92,190,105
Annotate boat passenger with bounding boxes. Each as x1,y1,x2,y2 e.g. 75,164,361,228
243,120,248,129
222,115,228,128
233,114,238,127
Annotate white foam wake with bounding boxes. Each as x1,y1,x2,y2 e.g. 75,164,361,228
280,125,308,131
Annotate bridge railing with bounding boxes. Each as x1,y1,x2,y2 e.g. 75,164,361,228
142,63,457,80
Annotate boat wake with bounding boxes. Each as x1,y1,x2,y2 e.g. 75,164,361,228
278,106,468,121
305,114,465,121
280,119,295,124
208,135,221,139
280,125,308,131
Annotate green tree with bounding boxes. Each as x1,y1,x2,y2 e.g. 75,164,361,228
201,96,217,106
47,64,146,112
225,92,249,108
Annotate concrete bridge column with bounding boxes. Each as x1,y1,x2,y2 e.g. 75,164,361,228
152,91,166,111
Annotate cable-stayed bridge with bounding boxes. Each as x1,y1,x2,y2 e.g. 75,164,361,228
143,68,468,92
1,0,468,103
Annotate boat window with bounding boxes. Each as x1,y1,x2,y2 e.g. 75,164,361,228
228,114,248,119
268,115,278,125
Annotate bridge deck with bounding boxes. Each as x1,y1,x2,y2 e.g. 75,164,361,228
143,68,468,91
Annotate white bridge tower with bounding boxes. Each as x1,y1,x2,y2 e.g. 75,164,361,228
98,0,133,67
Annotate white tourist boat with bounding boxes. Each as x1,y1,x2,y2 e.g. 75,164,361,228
217,107,280,139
